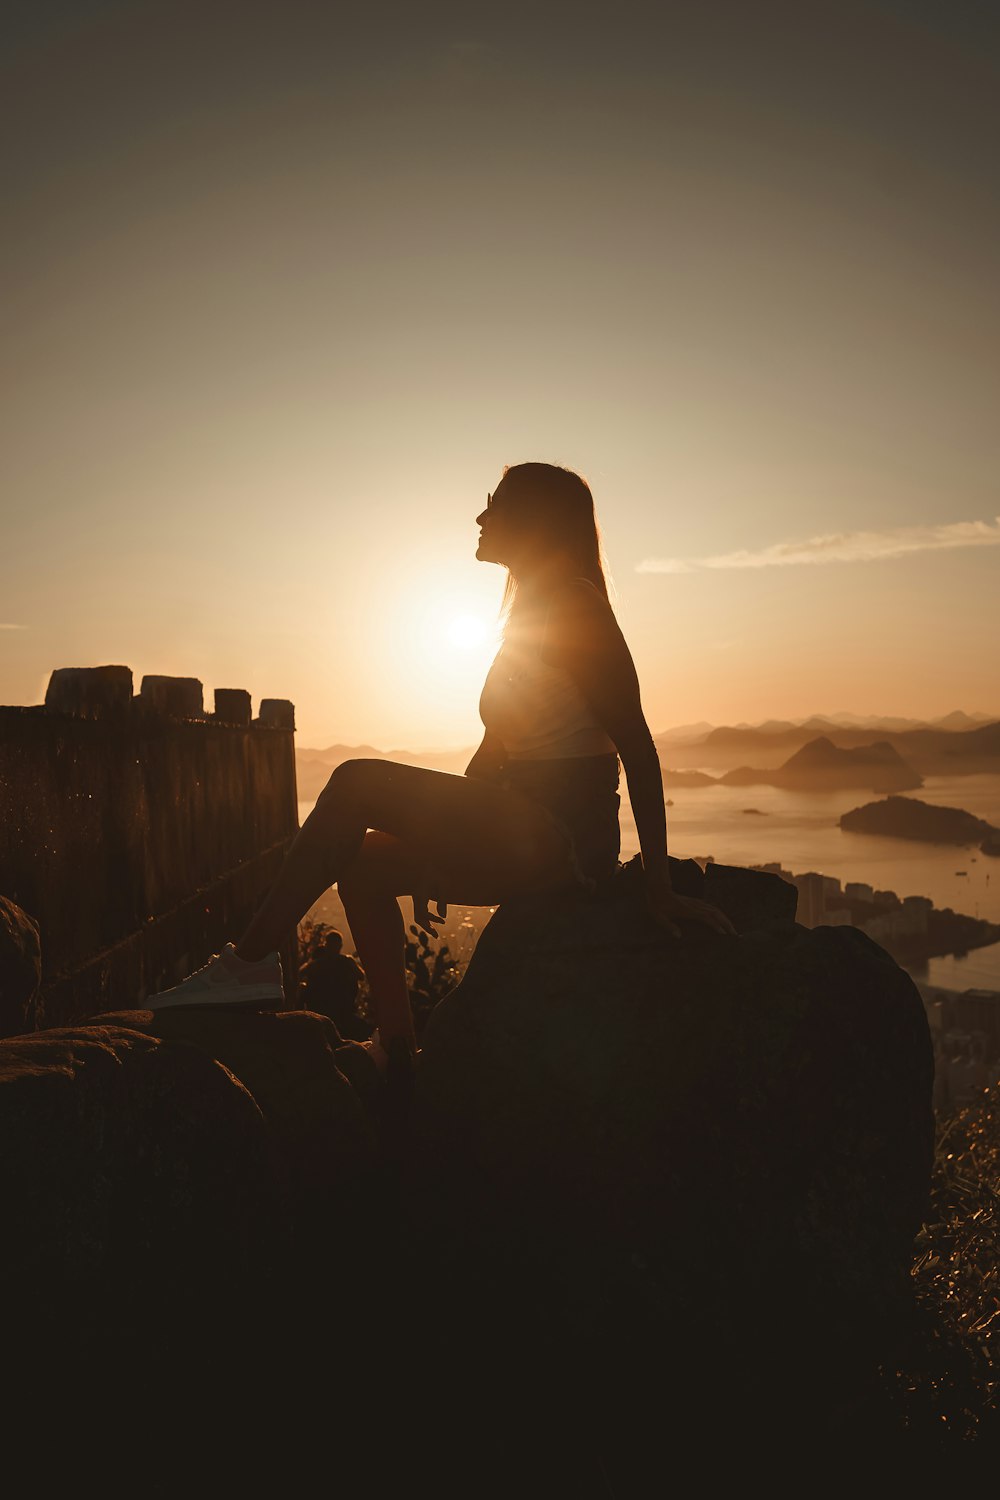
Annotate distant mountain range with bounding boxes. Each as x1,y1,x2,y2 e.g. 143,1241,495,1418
295,712,999,800
661,736,922,794
655,715,1000,776
656,711,994,743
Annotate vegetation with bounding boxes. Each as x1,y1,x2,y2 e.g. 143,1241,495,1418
884,1085,1000,1444
297,917,340,980
297,917,461,1039
403,923,462,1037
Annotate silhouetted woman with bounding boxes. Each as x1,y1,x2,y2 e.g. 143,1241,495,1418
150,463,733,1055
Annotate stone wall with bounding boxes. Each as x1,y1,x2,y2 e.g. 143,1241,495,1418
0,666,299,1027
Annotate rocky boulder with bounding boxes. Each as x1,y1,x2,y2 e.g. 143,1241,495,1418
94,1006,380,1246
0,1024,287,1367
0,1009,389,1446
408,857,935,1460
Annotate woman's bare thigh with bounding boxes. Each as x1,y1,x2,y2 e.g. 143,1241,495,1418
328,759,576,903
335,830,502,908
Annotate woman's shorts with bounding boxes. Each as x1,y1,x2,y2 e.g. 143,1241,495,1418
499,754,621,884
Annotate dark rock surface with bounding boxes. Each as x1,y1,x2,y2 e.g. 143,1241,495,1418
0,895,41,1039
0,1013,386,1487
0,1024,286,1351
407,857,935,1467
94,1006,380,1242
0,1006,382,1286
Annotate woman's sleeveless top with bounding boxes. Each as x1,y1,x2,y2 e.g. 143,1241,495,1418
478,581,617,761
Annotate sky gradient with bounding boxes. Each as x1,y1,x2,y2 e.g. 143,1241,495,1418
3,1,998,748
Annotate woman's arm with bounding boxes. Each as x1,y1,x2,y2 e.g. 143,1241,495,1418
542,584,668,878
544,583,733,937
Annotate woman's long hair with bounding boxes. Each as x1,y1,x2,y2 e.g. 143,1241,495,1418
498,463,613,627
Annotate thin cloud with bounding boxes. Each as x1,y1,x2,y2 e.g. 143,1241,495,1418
637,516,1000,573
0,623,27,630
637,556,696,574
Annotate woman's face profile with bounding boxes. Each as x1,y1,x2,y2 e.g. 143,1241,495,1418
475,481,516,566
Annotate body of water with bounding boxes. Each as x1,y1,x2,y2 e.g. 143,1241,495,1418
638,773,1000,924
912,943,1000,994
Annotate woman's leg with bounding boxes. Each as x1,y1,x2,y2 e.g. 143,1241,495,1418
236,777,368,964
235,758,575,1040
336,836,415,1052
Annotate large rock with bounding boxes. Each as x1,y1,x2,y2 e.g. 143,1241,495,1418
408,857,935,1459
0,1024,287,1366
94,1007,380,1246
2,998,422,1451
0,1018,386,1476
0,896,40,1039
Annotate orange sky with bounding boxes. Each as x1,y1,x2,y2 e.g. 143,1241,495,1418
3,2,998,748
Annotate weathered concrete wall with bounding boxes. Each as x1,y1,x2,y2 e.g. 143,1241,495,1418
0,668,299,1027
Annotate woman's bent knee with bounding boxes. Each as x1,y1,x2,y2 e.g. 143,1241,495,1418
316,756,384,808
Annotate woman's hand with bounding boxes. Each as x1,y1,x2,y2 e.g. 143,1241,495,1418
412,893,448,938
645,875,736,939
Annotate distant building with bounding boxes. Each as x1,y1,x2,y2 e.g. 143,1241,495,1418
916,981,1000,1110
845,881,874,905
793,872,827,929
958,989,1000,1057
815,908,853,927
869,894,929,942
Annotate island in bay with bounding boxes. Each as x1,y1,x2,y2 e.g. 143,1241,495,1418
839,795,1000,856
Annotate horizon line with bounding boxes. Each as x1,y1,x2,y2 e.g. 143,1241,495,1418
295,709,999,753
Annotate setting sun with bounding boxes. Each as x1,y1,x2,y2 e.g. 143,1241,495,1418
446,613,490,651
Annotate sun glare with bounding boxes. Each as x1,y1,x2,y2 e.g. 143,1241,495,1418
446,612,489,651
371,556,502,743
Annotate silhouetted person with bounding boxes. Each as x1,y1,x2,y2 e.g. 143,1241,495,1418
300,928,368,1041
149,462,734,1062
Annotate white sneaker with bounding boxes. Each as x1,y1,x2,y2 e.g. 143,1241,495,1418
147,943,284,1012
